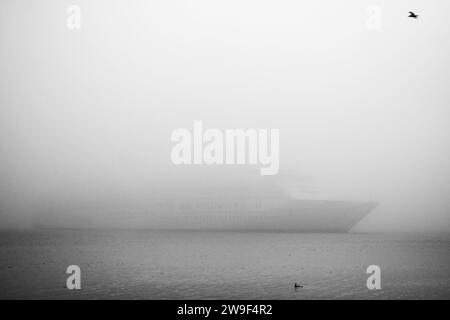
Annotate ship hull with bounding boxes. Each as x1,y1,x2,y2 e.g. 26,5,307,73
32,200,378,233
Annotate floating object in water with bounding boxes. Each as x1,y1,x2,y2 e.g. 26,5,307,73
294,283,303,289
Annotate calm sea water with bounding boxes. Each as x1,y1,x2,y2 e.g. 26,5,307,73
0,230,449,299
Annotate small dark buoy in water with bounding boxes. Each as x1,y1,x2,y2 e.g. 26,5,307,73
294,283,303,289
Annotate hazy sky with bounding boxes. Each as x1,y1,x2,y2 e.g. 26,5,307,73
1,0,449,231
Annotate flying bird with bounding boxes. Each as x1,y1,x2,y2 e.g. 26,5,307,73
408,11,419,19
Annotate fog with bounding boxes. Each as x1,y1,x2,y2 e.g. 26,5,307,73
0,0,449,232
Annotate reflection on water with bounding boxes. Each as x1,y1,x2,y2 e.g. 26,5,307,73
0,230,449,299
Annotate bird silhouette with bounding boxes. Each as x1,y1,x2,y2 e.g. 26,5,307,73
408,11,419,19
294,283,303,289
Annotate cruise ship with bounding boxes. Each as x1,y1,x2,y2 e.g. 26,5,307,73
32,184,378,232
